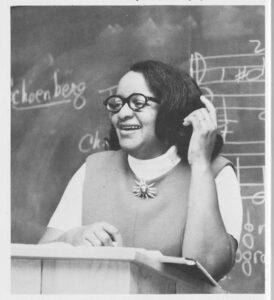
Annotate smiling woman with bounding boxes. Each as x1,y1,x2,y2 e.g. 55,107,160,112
39,60,243,281
108,71,166,159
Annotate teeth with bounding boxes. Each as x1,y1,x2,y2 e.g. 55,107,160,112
120,125,141,130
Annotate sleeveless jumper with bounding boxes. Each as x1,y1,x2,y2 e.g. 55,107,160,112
82,150,232,257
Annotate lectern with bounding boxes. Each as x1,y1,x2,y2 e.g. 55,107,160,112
11,243,226,294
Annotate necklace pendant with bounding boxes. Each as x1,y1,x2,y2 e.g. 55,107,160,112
133,179,157,199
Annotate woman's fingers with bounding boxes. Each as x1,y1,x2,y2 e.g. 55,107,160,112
183,111,192,126
72,222,123,247
73,237,92,247
93,228,113,246
183,97,217,130
183,111,200,128
113,233,123,247
59,223,122,247
100,222,123,246
183,96,218,165
183,110,207,130
84,232,102,246
200,108,217,130
200,96,217,125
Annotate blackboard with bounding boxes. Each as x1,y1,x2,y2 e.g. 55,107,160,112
11,6,265,293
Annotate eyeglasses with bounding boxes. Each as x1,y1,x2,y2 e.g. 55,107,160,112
103,93,160,113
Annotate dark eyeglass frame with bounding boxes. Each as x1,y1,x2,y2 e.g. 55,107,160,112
103,93,160,113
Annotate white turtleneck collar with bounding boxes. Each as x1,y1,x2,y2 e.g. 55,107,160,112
127,145,181,181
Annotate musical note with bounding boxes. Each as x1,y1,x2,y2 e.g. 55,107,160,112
236,210,265,277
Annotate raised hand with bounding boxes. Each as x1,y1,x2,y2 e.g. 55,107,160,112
183,96,217,166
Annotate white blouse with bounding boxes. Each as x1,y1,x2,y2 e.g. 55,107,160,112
48,148,243,243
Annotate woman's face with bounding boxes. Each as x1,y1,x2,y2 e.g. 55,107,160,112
109,71,166,159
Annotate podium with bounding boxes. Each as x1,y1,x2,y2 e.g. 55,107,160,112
11,243,226,294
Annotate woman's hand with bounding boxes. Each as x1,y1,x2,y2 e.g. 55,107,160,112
183,96,218,166
58,222,123,247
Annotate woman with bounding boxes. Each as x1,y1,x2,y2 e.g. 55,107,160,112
39,60,242,280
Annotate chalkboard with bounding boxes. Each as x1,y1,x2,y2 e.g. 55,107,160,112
11,6,265,293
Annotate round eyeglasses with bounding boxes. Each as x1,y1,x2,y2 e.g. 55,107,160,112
103,93,160,113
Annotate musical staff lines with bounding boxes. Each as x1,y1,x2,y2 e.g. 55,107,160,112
234,156,264,205
206,94,265,98
190,39,265,211
190,40,265,147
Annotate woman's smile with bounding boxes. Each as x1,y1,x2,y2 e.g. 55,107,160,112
118,123,142,131
118,123,143,136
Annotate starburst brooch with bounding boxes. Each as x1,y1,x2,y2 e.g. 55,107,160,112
133,179,157,199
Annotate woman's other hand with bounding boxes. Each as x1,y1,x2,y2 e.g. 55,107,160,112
58,222,123,247
183,96,217,166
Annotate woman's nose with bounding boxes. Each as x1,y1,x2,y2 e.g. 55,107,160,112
117,103,134,119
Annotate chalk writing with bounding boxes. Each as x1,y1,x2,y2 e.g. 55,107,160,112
98,85,117,97
222,152,264,156
250,39,265,54
191,56,264,86
258,111,265,121
243,210,254,232
216,96,238,142
258,224,265,235
236,249,264,275
78,130,105,153
11,69,87,110
234,58,265,83
236,248,265,277
235,210,265,277
251,191,265,205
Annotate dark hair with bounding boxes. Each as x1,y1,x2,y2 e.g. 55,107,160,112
105,60,223,163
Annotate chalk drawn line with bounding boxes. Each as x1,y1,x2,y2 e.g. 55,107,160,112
205,93,265,98
239,165,265,169
240,183,264,187
216,107,264,111
223,153,265,156
194,52,265,60
218,119,238,124
192,64,265,74
225,141,265,145
98,85,117,95
241,196,264,200
11,99,72,110
200,79,264,85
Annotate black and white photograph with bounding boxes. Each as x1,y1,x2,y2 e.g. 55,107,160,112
2,0,271,297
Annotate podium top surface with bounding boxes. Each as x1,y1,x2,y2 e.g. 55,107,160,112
11,242,156,261
11,243,222,289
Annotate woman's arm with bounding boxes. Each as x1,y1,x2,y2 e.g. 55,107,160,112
182,96,239,280
183,162,238,280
